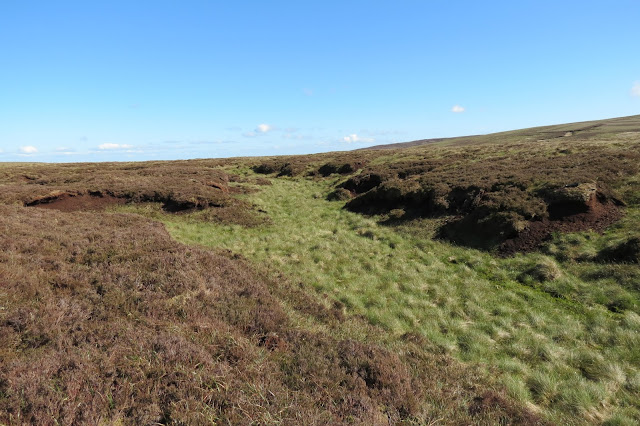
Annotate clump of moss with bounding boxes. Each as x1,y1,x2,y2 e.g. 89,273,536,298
603,287,636,313
569,351,611,382
518,258,562,283
326,188,353,201
388,208,406,220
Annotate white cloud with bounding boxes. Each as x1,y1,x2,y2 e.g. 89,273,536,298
243,124,275,137
19,146,38,154
55,147,74,152
343,134,374,144
303,88,314,96
451,105,465,113
98,143,133,150
256,123,272,133
632,82,640,97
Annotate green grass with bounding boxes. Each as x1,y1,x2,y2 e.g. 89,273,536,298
118,175,640,424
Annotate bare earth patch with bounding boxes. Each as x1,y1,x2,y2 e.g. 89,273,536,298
26,191,126,212
499,192,624,255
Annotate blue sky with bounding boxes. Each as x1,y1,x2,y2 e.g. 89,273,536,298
1,1,639,162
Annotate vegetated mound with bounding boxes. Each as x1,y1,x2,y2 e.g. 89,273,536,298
250,152,374,178
1,161,232,209
498,184,625,255
0,161,268,226
0,205,543,424
332,136,640,253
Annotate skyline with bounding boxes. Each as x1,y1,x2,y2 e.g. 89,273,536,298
1,1,639,162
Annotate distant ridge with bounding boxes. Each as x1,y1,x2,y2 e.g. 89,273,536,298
361,114,640,150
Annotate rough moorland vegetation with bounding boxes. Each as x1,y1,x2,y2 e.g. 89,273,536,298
2,114,640,424
253,115,640,254
0,165,540,424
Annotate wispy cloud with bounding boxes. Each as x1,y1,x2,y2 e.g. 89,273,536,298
55,147,75,152
98,143,133,150
632,82,640,97
451,105,465,113
256,123,273,133
343,134,374,144
302,88,314,96
19,146,38,154
243,123,275,138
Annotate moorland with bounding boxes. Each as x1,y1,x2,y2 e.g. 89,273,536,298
1,115,640,424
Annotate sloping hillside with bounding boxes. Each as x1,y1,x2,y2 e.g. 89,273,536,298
363,114,640,150
2,115,640,424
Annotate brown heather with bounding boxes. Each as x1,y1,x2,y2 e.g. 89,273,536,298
0,196,541,423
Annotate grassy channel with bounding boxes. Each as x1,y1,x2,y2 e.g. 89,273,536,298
119,175,640,425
